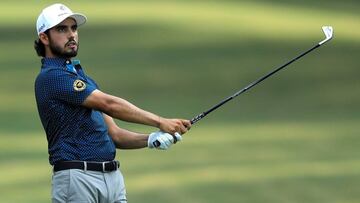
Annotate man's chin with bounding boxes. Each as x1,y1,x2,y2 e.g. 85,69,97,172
61,51,78,58
68,52,78,57
49,49,78,59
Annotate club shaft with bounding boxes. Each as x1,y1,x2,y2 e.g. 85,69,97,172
190,43,321,125
154,40,328,147
153,25,333,147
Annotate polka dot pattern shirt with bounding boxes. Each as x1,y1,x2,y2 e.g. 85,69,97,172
35,58,116,165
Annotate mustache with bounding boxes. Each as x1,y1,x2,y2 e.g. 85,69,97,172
65,40,78,46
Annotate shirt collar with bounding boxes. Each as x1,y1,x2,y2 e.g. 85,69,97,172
41,57,71,68
41,58,81,68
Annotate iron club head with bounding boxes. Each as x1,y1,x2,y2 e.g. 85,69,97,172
319,26,333,45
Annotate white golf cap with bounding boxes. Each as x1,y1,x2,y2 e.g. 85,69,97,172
36,3,87,36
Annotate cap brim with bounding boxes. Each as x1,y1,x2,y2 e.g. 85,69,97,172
69,13,87,27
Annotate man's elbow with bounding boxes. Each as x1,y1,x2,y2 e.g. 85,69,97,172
83,90,117,116
101,98,117,116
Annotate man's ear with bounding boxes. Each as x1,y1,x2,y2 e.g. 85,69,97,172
39,32,49,46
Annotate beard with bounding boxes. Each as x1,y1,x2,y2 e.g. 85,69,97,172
49,38,79,58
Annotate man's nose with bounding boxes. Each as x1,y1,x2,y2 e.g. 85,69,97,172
68,29,77,38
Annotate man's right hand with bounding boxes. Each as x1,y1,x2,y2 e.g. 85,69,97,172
158,117,191,135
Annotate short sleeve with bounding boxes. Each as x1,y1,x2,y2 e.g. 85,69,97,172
44,69,96,105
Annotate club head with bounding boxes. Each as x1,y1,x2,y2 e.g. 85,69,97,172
319,26,333,45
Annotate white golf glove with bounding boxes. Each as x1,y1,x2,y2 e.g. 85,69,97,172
148,131,182,150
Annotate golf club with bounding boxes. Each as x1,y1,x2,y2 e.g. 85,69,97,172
153,26,333,147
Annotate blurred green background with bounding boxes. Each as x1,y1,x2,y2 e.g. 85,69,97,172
0,0,359,202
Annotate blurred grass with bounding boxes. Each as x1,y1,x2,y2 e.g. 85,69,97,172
0,0,359,202
1,122,360,202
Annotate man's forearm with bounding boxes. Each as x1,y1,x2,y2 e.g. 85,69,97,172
106,96,161,127
111,127,149,149
84,90,190,135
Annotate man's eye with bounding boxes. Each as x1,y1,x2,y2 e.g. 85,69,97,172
72,26,78,31
57,27,66,32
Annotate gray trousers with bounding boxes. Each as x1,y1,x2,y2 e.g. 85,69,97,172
52,169,127,203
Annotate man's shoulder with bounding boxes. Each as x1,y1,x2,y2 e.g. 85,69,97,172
36,67,76,83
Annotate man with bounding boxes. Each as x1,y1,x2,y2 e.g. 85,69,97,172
34,3,191,203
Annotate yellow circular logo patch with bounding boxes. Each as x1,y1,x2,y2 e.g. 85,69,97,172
73,79,86,91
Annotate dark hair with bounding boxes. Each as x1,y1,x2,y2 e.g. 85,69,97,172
34,30,49,57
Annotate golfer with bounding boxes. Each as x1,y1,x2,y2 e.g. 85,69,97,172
34,3,191,203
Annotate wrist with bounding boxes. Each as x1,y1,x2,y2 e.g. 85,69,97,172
156,116,162,128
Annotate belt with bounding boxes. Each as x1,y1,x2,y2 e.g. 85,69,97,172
53,160,120,172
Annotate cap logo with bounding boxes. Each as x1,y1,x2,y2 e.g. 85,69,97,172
57,5,70,16
58,12,69,17
73,79,86,91
38,23,45,33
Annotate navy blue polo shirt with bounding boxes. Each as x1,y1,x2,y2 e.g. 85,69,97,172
35,58,116,165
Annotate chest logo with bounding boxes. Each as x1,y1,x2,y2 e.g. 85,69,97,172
73,79,86,91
